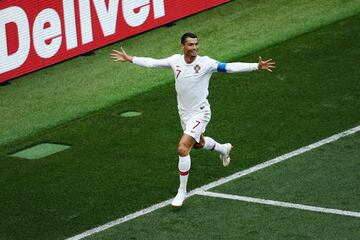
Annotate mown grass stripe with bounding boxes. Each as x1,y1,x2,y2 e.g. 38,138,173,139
1,0,359,146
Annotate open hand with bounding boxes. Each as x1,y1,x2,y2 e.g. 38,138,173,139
258,56,276,72
110,46,133,62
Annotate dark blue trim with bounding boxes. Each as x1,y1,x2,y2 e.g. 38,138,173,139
217,63,227,72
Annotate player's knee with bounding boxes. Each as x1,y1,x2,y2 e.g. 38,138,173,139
193,142,204,149
178,143,190,157
193,137,205,149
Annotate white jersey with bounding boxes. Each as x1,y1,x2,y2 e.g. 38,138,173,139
132,54,258,112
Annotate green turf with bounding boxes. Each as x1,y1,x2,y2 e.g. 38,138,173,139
213,132,360,212
119,111,143,118
1,0,359,146
84,131,360,240
86,196,360,240
10,143,71,160
0,14,359,240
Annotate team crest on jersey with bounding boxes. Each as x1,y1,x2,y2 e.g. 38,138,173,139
194,64,201,73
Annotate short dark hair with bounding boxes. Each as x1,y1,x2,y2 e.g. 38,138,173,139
181,32,198,44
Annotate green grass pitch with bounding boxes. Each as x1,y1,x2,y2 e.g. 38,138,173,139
1,0,359,146
0,1,360,240
86,133,360,239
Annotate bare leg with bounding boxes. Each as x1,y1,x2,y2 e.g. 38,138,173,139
178,133,195,157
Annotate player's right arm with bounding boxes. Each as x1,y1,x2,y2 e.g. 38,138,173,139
111,46,134,62
111,47,170,68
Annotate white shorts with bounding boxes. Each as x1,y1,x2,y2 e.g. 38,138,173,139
179,106,211,143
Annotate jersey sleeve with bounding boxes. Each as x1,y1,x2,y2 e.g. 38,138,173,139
216,62,259,73
132,56,171,68
206,57,221,72
206,57,257,73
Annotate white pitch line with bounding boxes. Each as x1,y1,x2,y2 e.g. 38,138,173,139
196,125,360,192
198,191,360,218
65,199,172,240
66,125,360,240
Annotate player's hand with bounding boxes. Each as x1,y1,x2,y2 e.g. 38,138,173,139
110,46,133,62
258,56,276,72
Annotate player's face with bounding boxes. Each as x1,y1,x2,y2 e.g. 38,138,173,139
182,38,198,57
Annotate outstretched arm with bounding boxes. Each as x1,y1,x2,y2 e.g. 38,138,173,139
219,57,276,73
258,56,276,72
111,46,170,68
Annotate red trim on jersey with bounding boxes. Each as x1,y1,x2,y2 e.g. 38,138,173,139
180,171,189,176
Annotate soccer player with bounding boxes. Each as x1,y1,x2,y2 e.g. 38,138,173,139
111,32,275,207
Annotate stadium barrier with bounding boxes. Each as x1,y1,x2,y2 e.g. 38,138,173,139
0,0,229,82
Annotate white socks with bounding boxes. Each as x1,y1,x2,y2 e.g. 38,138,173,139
203,136,226,155
177,138,225,193
178,155,191,193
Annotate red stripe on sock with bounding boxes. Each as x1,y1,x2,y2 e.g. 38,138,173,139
179,171,189,176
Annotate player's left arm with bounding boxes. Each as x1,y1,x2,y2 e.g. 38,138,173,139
216,57,275,73
257,56,276,72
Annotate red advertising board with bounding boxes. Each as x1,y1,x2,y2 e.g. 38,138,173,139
0,0,229,82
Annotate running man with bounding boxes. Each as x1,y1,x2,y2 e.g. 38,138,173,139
111,32,275,207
